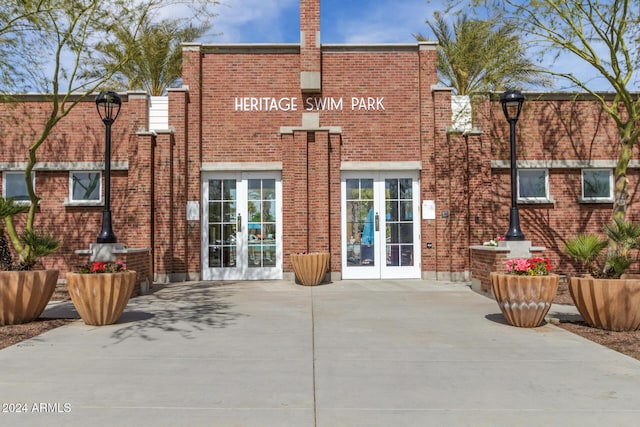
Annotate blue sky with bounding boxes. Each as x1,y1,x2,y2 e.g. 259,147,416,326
212,0,435,44
205,0,626,92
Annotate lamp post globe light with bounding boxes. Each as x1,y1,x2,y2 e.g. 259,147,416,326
95,91,122,243
500,89,526,241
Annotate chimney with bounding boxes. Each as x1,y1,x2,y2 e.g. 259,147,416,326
300,0,321,92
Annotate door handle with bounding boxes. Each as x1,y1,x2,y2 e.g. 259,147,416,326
375,212,379,232
237,213,242,233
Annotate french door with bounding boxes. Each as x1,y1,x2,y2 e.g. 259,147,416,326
202,172,282,280
341,172,421,279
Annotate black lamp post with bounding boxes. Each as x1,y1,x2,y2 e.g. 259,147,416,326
500,90,526,241
95,91,122,243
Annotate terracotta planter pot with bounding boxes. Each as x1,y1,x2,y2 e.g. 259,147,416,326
490,272,559,328
67,271,136,326
290,253,330,286
568,276,640,331
0,270,59,325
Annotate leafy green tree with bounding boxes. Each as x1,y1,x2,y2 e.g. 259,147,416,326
0,0,218,268
0,1,51,94
463,0,640,244
90,17,211,95
414,11,549,96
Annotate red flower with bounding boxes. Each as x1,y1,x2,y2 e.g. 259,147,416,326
91,262,105,273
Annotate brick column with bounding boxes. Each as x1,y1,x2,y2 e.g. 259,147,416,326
180,45,201,279
419,42,439,278
282,132,309,270
153,132,174,279
125,92,153,253
308,131,329,253
300,0,321,92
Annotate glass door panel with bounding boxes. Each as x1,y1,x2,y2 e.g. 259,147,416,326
346,178,375,268
202,172,282,280
207,178,238,269
342,172,420,280
385,178,414,267
247,178,277,269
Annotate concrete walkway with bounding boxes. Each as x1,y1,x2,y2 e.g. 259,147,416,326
1,279,639,426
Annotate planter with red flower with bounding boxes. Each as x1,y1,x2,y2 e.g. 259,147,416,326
67,261,136,326
490,257,559,328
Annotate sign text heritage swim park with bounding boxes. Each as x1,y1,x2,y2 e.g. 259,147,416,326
234,96,385,112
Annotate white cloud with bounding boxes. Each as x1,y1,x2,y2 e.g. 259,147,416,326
324,0,436,44
213,0,299,43
206,0,437,44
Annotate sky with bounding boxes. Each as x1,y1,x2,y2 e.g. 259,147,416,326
199,0,623,92
211,0,434,45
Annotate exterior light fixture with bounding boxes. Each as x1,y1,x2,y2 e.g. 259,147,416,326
500,89,526,241
95,91,122,243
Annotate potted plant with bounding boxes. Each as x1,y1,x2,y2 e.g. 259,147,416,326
564,218,640,331
0,197,60,325
290,252,330,286
66,260,136,326
490,256,558,328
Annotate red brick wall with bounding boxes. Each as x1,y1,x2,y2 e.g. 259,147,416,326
188,44,435,275
474,94,640,275
470,248,510,293
322,49,421,162
4,49,638,282
123,250,152,297
0,94,151,277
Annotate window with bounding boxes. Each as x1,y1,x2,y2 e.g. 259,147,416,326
582,169,613,201
518,169,549,200
2,171,34,202
69,172,101,203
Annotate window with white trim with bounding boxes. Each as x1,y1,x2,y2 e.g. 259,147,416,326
582,169,613,201
69,171,101,203
2,171,34,202
518,169,549,200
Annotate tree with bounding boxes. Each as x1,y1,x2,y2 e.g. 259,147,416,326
0,1,52,94
465,0,640,232
414,11,550,96
0,0,218,268
91,17,211,95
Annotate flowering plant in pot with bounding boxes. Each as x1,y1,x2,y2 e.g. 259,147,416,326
78,261,127,274
67,260,136,326
490,256,558,328
564,219,640,331
483,235,505,247
505,257,552,276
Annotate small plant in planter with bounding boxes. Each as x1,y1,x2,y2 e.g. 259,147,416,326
0,197,61,325
67,260,136,326
564,218,640,331
0,197,60,271
490,256,558,328
565,218,640,279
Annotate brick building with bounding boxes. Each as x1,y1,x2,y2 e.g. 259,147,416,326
1,0,637,282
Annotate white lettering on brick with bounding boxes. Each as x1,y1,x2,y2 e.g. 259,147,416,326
235,96,383,112
304,97,344,111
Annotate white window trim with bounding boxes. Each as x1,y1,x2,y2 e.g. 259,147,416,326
517,168,552,203
580,168,614,203
65,171,104,206
2,171,35,204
